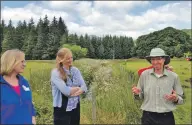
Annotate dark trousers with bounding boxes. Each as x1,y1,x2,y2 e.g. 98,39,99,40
53,103,80,125
141,111,175,125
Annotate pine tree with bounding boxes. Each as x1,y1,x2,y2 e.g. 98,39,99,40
113,36,121,59
47,16,60,59
58,17,68,39
97,38,104,59
0,20,6,53
103,35,113,59
23,18,37,59
14,21,24,50
2,20,15,52
121,37,134,59
83,33,90,48
88,42,95,58
60,33,68,45
34,15,50,59
33,18,44,59
91,36,100,58
78,35,84,47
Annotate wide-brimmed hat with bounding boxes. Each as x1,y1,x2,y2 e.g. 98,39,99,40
146,48,170,65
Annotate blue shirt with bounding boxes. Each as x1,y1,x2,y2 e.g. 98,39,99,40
51,66,87,109
0,75,36,124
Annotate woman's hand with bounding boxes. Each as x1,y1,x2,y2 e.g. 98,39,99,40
70,87,81,95
71,88,84,96
32,116,36,125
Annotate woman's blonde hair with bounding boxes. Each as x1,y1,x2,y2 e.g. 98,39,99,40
0,49,25,75
56,48,72,81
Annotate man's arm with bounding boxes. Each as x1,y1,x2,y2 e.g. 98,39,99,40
173,76,184,105
133,73,144,100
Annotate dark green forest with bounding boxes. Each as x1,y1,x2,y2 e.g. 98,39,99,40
0,15,191,60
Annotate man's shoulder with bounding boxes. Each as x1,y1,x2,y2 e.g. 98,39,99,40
138,66,153,76
166,69,178,78
141,68,153,76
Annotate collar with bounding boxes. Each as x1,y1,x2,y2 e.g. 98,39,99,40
149,68,168,77
63,66,73,74
0,74,22,85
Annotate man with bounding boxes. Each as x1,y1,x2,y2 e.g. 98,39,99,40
132,48,184,125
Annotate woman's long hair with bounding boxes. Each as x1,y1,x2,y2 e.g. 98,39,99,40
56,48,72,82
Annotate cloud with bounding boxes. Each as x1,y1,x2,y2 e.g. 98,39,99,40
43,1,93,18
2,2,69,26
2,1,191,39
94,1,150,14
121,1,191,36
43,1,79,10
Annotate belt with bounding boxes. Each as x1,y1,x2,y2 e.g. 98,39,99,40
143,110,173,116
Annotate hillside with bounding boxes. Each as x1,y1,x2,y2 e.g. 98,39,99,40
135,27,191,58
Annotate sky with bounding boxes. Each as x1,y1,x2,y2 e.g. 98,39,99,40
1,1,191,39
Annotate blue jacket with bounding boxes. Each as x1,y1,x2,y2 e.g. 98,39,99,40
0,75,36,124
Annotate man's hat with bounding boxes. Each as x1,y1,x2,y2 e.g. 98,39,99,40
146,48,170,65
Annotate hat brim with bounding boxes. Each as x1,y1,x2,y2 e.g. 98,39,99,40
146,55,170,65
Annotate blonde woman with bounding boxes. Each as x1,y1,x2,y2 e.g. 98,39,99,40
0,49,36,124
51,48,87,125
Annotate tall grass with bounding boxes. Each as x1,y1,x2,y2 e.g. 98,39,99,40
22,59,191,124
77,60,143,124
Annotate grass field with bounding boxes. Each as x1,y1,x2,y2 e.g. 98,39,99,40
22,58,191,124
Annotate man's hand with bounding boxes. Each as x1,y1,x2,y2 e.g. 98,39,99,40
132,84,141,95
71,88,84,96
164,90,178,102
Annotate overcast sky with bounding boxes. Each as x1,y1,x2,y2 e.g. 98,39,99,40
2,1,191,39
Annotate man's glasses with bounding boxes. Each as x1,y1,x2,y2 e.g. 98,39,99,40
151,57,163,61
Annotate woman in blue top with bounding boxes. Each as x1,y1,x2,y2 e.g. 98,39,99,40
51,48,87,125
0,49,36,124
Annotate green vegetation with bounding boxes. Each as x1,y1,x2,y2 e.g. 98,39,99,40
62,44,88,60
182,29,191,38
1,15,191,124
23,58,191,124
1,16,135,59
1,16,190,60
135,27,192,58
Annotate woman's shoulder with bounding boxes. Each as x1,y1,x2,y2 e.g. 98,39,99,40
70,66,80,73
51,68,60,76
51,68,58,72
17,75,30,86
71,66,78,70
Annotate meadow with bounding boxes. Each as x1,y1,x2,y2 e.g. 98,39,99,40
23,58,191,124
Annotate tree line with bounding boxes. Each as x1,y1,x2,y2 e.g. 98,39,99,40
0,15,191,60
